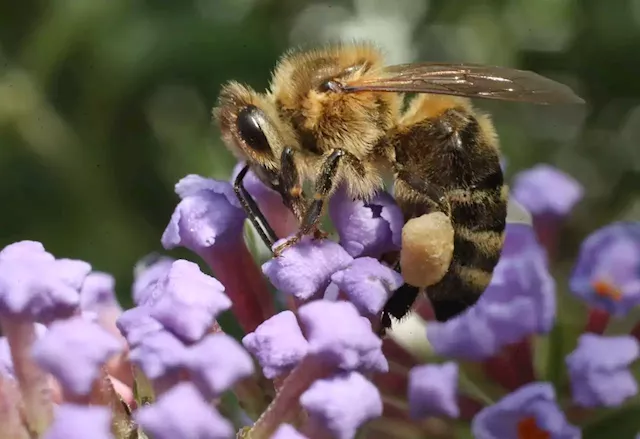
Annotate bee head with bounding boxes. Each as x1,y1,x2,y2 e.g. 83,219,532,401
213,81,291,173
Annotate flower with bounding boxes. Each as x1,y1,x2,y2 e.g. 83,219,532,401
32,317,123,396
134,382,233,439
162,174,246,252
427,231,555,359
472,382,580,439
0,241,91,322
185,332,254,398
300,372,383,439
328,186,403,258
132,254,175,306
570,222,640,316
115,307,163,347
162,174,274,333
330,257,404,316
271,424,308,439
242,310,309,379
298,300,387,373
144,260,231,342
128,330,187,381
408,362,459,419
43,405,113,439
512,164,583,219
566,334,639,407
262,238,353,300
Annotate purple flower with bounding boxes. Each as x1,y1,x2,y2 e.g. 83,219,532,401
298,300,387,373
271,424,308,439
300,372,382,439
132,254,175,305
146,260,231,342
80,272,120,312
115,307,163,347
328,186,403,258
43,405,113,439
331,257,403,316
0,241,91,322
408,362,459,419
263,238,353,300
570,222,640,316
500,223,545,259
128,330,187,380
566,334,639,407
185,333,254,398
472,382,580,439
242,311,309,379
32,316,123,396
512,164,583,219
428,245,555,360
0,324,43,378
134,382,233,439
0,240,54,263
162,174,246,252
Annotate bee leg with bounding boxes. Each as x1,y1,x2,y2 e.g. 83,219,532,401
273,148,345,256
379,283,421,336
233,164,279,251
396,170,451,216
279,147,328,241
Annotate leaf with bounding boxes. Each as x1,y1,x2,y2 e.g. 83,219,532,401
582,403,640,439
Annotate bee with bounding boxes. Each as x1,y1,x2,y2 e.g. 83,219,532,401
213,43,584,333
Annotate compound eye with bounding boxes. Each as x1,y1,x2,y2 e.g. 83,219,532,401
318,79,342,93
236,105,271,153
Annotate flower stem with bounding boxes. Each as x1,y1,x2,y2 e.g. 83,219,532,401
0,374,30,439
204,242,275,334
0,317,53,436
248,356,333,438
585,308,610,335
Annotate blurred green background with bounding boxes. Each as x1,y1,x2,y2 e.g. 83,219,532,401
1,0,639,304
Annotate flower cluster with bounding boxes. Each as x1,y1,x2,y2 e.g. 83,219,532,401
0,162,639,439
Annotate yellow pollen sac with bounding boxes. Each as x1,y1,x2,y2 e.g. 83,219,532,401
592,279,623,301
400,212,454,288
517,417,550,439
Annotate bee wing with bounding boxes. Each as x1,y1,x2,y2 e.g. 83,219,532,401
506,197,533,226
341,63,585,105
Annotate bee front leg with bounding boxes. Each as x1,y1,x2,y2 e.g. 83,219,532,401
273,148,345,256
233,164,279,250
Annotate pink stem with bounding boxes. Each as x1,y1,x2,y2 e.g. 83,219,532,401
505,338,536,387
203,242,275,334
248,356,334,438
0,374,30,439
482,353,520,391
0,317,53,436
458,395,484,421
631,320,640,342
585,308,610,335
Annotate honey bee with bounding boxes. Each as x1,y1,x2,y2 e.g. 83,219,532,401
213,43,583,333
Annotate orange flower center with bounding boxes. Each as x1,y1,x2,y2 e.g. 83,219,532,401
592,278,622,301
517,417,550,439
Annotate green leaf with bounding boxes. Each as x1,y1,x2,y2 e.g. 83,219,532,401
582,403,640,439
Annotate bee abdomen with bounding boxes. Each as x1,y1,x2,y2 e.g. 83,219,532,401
426,187,506,320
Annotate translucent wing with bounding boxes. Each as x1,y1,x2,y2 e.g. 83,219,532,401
340,63,585,105
506,197,532,226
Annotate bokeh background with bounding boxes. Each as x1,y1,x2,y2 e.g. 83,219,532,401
1,0,639,304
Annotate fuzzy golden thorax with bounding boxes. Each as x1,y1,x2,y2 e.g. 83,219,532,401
270,43,401,160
